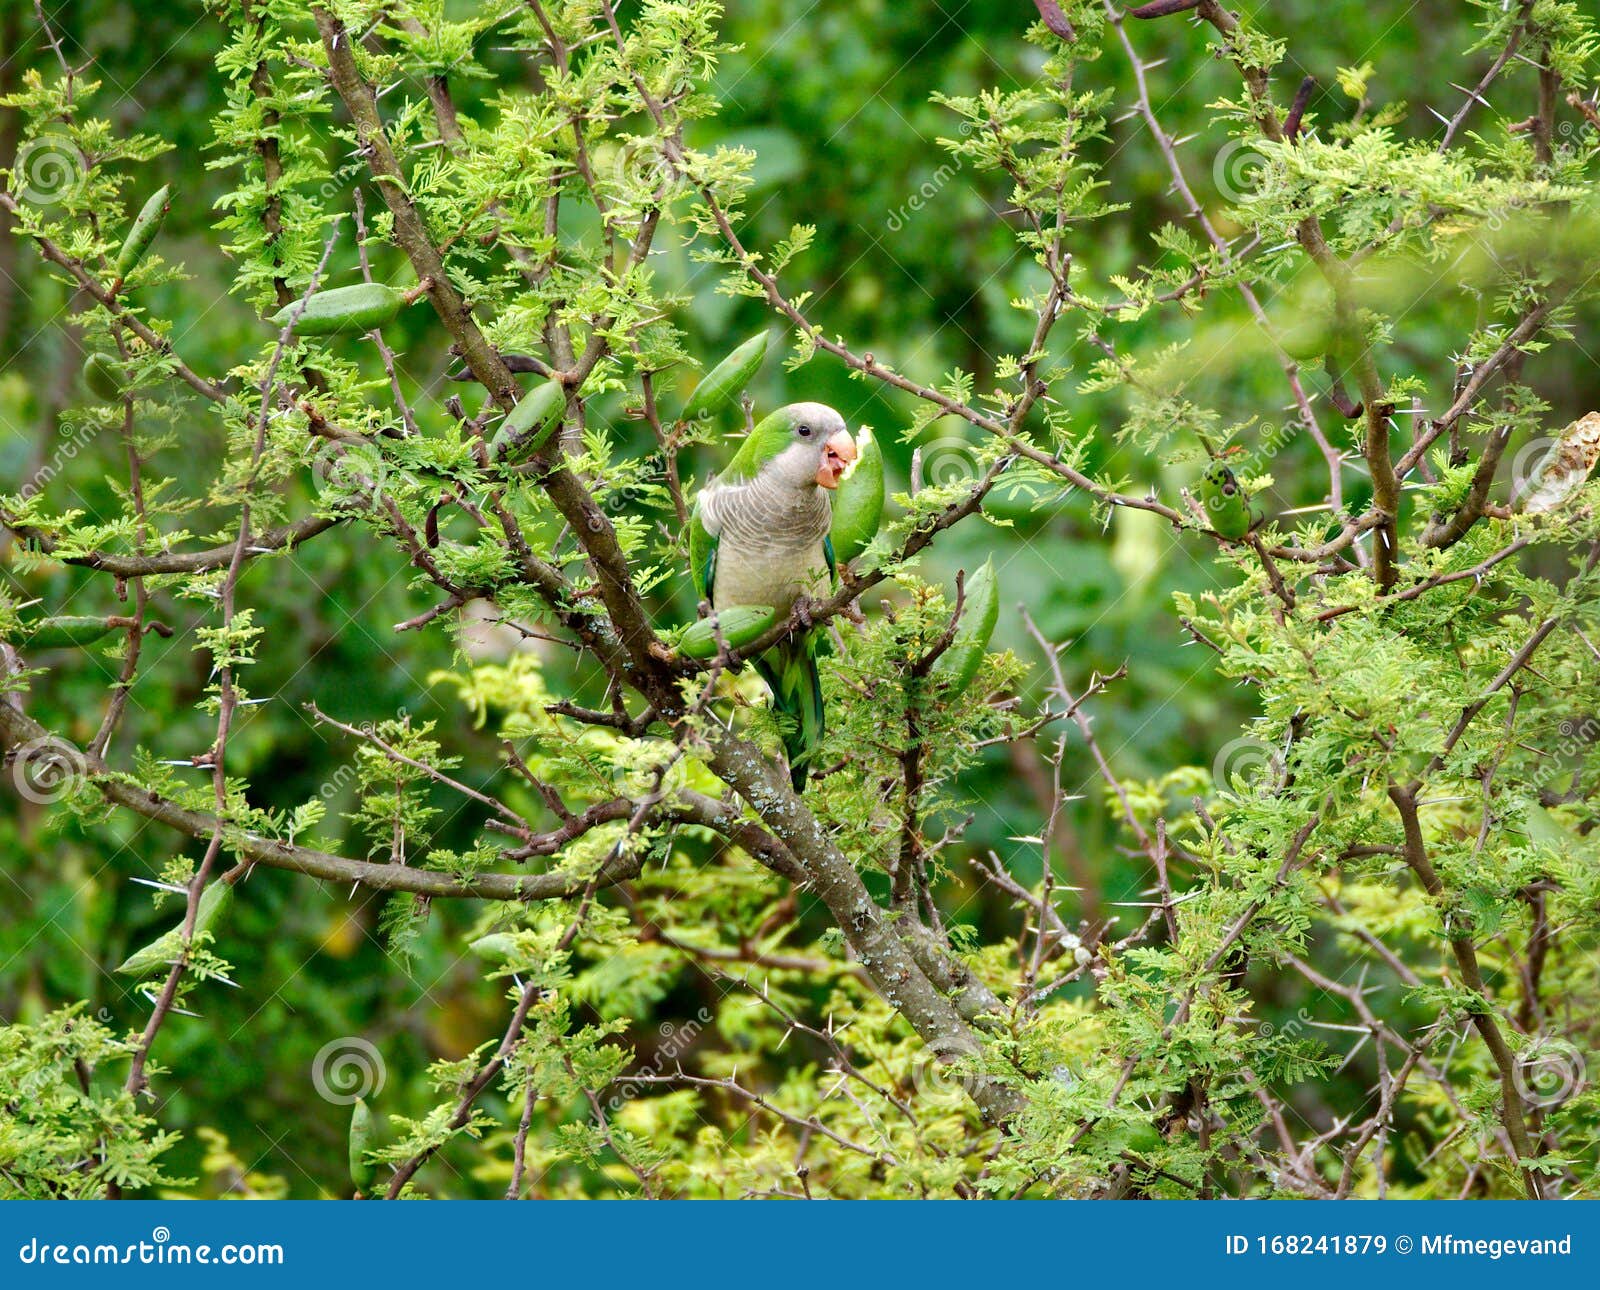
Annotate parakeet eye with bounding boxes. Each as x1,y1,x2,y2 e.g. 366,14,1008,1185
797,424,812,438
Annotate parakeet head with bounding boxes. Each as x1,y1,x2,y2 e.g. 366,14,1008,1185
1203,461,1240,495
733,402,858,490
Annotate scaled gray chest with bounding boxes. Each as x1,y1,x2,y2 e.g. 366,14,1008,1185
704,477,832,612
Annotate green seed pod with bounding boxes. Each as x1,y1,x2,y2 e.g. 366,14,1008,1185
349,1098,378,1195
828,426,884,566
115,879,235,977
20,615,121,650
931,559,999,696
491,379,566,465
115,184,171,279
82,353,125,402
1197,461,1253,539
677,604,778,659
269,282,406,337
468,932,519,961
678,330,769,425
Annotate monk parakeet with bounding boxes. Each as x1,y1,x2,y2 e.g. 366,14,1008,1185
690,402,859,790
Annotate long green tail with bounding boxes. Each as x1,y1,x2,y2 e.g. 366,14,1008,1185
754,636,824,791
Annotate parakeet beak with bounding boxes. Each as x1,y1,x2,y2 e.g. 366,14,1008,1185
816,430,858,490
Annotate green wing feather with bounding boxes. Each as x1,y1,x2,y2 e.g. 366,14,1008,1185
689,505,717,603
755,637,825,792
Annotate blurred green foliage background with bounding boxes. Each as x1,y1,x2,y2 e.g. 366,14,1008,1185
2,0,1597,1195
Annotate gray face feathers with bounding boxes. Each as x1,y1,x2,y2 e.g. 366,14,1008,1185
755,403,856,491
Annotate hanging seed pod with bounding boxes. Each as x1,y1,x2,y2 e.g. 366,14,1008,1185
1197,461,1253,539
931,559,999,696
19,615,121,650
677,330,769,425
114,184,171,279
828,426,884,565
1522,412,1600,515
269,283,406,337
491,379,566,465
82,353,125,402
676,604,778,658
468,932,519,961
115,879,235,977
349,1098,378,1195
